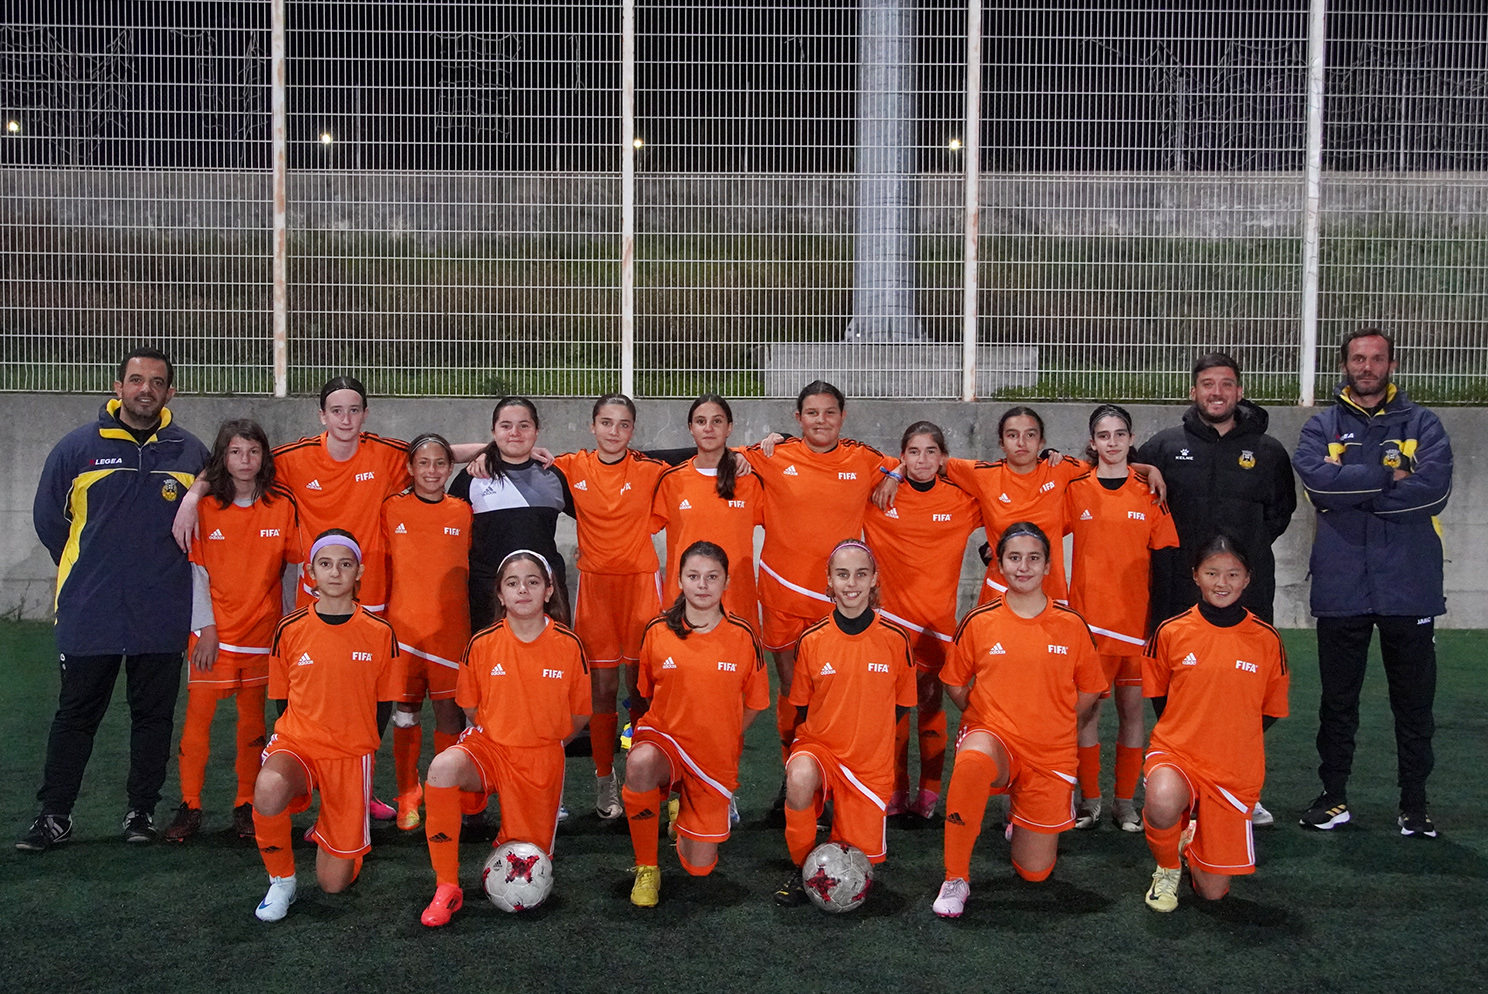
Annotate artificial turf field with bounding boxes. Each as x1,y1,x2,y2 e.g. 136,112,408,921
2,621,1484,994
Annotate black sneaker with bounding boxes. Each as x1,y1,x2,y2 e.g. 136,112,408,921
16,814,73,852
1299,792,1350,831
164,803,202,843
774,872,807,907
1398,810,1438,839
122,809,157,844
233,803,256,839
765,779,788,828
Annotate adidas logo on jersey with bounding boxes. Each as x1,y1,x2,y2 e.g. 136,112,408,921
998,492,1011,503
784,465,799,476
394,523,407,534
884,507,899,519
1080,509,1092,520
207,528,226,541
678,499,692,510
1182,653,1198,666
988,642,1006,655
663,656,678,670
575,480,589,491
306,479,323,491
819,662,836,675
490,663,507,676
296,652,314,666
620,482,632,493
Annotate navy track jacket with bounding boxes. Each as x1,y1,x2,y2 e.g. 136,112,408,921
33,400,210,654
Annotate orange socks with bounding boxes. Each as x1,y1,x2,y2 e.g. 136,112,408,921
253,806,296,879
234,686,267,806
893,712,912,794
424,784,463,886
784,799,820,867
1146,818,1183,869
943,749,999,880
394,724,423,798
433,730,459,756
775,695,799,765
591,712,619,778
1077,744,1102,800
1013,858,1053,882
918,710,947,794
177,688,217,809
623,785,664,866
1114,745,1143,802
678,847,717,877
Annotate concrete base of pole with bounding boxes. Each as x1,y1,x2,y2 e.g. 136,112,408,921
761,342,1037,399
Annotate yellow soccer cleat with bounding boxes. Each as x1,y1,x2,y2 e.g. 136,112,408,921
630,864,661,908
1145,865,1181,913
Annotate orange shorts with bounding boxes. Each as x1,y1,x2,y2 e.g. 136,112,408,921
631,727,734,843
788,736,888,863
761,608,822,653
878,618,950,672
956,724,1076,834
574,571,661,666
1144,751,1256,876
396,644,460,702
453,727,566,856
262,735,372,858
186,636,269,693
1098,652,1143,696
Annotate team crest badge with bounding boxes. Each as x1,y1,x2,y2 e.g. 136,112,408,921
1382,449,1401,469
161,478,179,502
1238,450,1256,469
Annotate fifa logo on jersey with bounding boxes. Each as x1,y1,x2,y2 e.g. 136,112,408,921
1238,451,1256,470
259,529,281,537
542,669,565,679
728,500,746,508
838,472,857,480
1040,481,1056,494
717,661,737,672
1047,644,1068,655
1235,659,1257,673
352,651,373,661
355,471,376,482
867,663,889,673
678,499,692,510
443,527,461,536
932,513,951,522
1127,511,1146,521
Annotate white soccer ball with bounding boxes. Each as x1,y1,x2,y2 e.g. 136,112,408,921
801,842,873,913
482,841,554,913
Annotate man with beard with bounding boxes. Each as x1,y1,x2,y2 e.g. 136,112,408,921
1292,329,1451,838
18,348,209,851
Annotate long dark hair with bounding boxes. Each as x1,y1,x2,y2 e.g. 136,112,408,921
482,396,541,482
203,418,277,508
997,405,1046,441
662,541,730,639
688,393,737,500
495,551,570,627
1084,403,1133,464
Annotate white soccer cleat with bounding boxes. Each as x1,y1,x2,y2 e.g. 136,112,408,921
255,874,297,922
1251,801,1274,827
595,772,623,820
1145,866,1181,913
932,878,971,918
1073,796,1102,830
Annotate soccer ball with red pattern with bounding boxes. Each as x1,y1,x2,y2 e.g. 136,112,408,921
482,841,553,912
801,842,873,913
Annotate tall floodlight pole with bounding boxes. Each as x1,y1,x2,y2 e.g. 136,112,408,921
960,0,982,401
271,0,288,397
847,0,921,343
620,0,637,397
1299,0,1327,406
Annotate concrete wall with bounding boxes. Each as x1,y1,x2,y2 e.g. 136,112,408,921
3,394,1481,630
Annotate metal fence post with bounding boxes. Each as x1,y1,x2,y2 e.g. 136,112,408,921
620,0,637,398
1299,0,1328,406
271,0,288,398
961,0,982,402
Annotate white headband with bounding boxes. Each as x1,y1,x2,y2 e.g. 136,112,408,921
499,549,553,581
310,534,362,564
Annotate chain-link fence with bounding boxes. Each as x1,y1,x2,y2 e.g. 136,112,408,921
2,1,1484,402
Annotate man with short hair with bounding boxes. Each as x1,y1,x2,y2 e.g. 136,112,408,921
18,347,209,851
1292,329,1452,838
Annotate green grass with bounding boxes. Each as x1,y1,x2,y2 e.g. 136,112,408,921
2,621,1486,994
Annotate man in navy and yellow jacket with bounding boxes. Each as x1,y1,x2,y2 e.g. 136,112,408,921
18,347,209,852
1293,329,1452,839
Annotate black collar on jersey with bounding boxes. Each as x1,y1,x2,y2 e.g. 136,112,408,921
315,611,355,626
833,608,875,636
1197,600,1247,628
906,477,936,493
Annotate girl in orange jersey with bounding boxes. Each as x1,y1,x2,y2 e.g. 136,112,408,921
651,394,766,633
863,421,983,821
252,529,400,922
932,523,1106,919
1064,404,1179,832
166,419,301,843
745,381,898,815
549,395,670,822
418,551,590,928
1140,534,1288,913
382,434,474,831
623,541,770,907
774,540,917,907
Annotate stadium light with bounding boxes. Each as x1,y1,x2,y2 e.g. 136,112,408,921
319,131,334,145
948,137,963,151
5,119,19,135
632,137,644,149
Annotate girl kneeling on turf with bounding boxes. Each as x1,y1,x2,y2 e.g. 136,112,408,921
624,541,770,907
1140,534,1288,913
253,529,400,922
419,550,591,927
933,522,1105,918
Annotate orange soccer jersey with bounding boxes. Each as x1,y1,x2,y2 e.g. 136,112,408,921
745,437,892,620
1064,469,1180,655
268,606,400,759
943,599,1106,774
944,456,1086,602
863,476,982,663
651,459,765,626
456,618,592,747
1144,607,1289,799
382,490,473,668
273,432,411,610
635,613,770,791
551,449,668,575
190,490,302,659
787,612,918,795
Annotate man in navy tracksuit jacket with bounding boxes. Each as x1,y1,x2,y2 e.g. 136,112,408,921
18,348,209,851
1293,330,1452,838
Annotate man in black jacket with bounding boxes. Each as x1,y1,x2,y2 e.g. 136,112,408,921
1137,352,1297,628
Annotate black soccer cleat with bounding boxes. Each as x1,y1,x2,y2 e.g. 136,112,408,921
1398,809,1438,839
16,814,73,852
774,872,807,907
1299,793,1350,831
164,803,202,843
122,809,157,844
